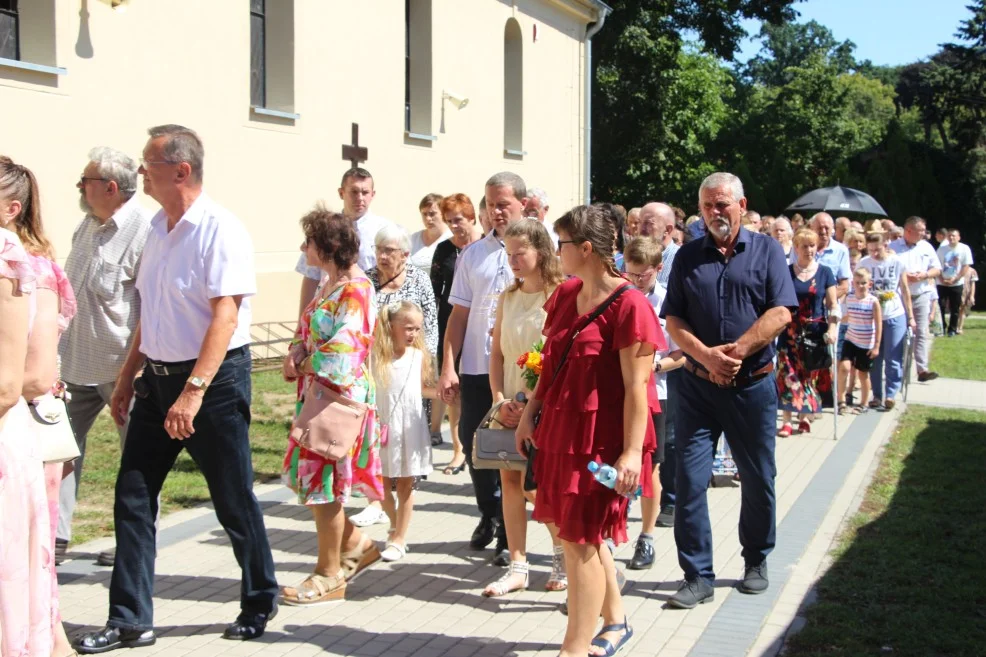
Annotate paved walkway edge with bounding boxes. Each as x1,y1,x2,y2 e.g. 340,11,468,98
746,407,901,657
686,407,898,657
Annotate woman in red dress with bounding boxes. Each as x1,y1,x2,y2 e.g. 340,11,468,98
516,205,664,657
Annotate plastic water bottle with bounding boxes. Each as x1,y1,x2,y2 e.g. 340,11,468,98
587,461,642,500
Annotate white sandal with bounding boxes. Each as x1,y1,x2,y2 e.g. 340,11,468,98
546,545,568,591
482,561,529,597
380,541,408,562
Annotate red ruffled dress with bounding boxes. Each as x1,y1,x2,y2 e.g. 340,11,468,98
532,278,665,546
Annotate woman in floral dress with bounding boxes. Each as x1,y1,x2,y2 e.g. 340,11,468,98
281,207,384,604
776,229,839,437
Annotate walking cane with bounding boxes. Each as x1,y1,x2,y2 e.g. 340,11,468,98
830,342,839,440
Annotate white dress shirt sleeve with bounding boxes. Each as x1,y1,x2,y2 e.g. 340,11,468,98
205,219,257,298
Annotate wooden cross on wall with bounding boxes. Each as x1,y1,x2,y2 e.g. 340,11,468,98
342,123,368,168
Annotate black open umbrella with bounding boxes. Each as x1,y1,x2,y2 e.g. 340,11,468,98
785,185,888,217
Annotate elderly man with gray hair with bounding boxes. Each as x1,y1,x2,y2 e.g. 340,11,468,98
57,147,153,564
524,186,557,245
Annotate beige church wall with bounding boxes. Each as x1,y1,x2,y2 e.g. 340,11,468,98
0,0,594,324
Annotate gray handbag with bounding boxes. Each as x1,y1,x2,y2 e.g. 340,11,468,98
473,400,526,471
472,284,631,472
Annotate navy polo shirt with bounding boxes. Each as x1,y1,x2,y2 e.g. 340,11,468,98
660,227,797,377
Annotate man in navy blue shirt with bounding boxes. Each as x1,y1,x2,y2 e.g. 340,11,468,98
660,172,797,608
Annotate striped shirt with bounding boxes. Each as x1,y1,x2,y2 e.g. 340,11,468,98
656,241,679,287
846,294,879,350
58,197,152,385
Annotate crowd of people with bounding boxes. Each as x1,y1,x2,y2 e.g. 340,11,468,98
0,123,977,657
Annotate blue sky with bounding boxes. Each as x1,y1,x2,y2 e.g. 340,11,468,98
737,0,975,66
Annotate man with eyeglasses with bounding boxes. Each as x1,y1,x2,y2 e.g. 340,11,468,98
76,125,278,654
294,167,398,317
438,171,527,567
58,148,152,566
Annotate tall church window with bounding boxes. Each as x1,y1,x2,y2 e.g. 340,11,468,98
405,0,433,137
250,0,265,107
504,18,523,155
250,0,296,117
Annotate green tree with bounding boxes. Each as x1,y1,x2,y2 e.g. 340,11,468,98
744,20,857,86
590,0,799,205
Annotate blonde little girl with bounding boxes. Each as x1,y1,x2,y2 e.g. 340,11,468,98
372,300,436,562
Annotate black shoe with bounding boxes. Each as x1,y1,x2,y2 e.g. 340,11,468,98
55,539,68,565
917,371,939,382
76,626,156,654
628,538,654,570
739,561,769,594
492,535,510,567
470,516,499,550
222,604,278,641
97,547,116,567
668,578,714,609
656,505,675,528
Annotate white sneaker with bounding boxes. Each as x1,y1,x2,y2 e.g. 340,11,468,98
349,505,387,527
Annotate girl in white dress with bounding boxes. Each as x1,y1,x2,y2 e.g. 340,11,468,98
372,301,436,562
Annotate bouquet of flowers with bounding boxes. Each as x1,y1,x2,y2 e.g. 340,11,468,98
515,339,544,390
878,290,896,311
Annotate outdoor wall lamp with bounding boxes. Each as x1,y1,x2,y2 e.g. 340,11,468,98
443,90,469,110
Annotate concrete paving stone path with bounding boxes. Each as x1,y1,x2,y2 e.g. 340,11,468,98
57,374,977,656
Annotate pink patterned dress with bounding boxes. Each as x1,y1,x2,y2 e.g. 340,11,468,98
0,228,51,657
283,277,384,505
26,254,76,634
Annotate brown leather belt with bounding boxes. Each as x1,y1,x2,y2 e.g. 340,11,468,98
684,360,775,388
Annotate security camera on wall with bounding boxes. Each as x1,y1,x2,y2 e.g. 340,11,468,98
443,90,469,110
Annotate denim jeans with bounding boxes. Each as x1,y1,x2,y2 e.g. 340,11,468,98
58,381,128,543
870,314,907,402
659,370,679,508
107,348,277,630
458,374,504,533
674,370,777,582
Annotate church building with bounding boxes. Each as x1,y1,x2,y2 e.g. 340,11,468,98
0,0,609,323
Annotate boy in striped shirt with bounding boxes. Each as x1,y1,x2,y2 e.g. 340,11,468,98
838,268,883,411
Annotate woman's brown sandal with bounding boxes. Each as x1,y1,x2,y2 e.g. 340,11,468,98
341,534,381,581
281,571,346,606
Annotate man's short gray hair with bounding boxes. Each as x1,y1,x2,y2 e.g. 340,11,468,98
374,224,411,254
698,172,744,203
485,171,527,201
528,187,549,208
88,147,138,200
148,124,204,183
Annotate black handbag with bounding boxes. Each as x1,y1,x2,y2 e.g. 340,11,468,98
798,322,832,371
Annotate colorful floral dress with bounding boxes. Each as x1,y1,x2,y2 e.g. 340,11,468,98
0,228,52,657
776,264,836,413
282,277,384,505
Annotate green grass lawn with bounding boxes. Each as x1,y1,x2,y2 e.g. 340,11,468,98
784,405,986,657
928,319,986,380
71,370,296,545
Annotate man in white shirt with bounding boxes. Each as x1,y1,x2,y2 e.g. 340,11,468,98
439,172,527,566
811,213,852,358
294,167,398,313
58,147,152,565
890,216,942,381
76,125,277,655
936,228,974,337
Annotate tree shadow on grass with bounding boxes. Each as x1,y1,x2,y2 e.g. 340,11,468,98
784,414,986,657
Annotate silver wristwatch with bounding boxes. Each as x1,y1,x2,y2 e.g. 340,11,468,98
187,375,209,392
